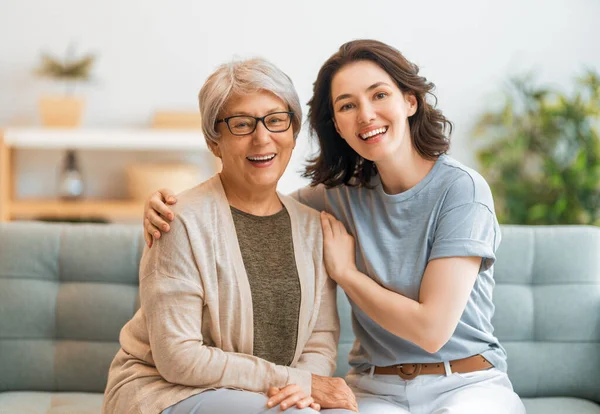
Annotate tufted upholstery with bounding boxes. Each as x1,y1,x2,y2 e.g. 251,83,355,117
0,222,143,413
0,222,599,413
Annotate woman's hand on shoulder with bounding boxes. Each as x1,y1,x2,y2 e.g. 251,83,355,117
143,188,178,248
320,212,358,283
266,385,320,411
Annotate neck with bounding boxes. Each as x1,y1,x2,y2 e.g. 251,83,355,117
375,141,437,195
219,172,282,216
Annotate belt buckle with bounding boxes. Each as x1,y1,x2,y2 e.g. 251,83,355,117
395,363,422,380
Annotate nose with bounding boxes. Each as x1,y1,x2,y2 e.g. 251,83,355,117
252,120,271,144
357,102,376,125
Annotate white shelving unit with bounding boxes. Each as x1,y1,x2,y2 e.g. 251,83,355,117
0,128,213,221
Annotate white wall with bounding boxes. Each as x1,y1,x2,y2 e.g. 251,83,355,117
1,0,598,197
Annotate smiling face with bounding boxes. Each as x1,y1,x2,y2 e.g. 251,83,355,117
212,90,295,193
331,60,417,164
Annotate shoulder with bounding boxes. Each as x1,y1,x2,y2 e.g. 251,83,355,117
158,175,224,244
281,193,322,226
170,175,223,222
292,182,366,213
437,156,495,213
280,194,326,253
292,184,327,212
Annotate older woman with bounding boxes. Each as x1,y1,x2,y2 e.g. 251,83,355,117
102,58,357,414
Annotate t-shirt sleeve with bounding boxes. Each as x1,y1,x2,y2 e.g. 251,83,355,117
289,184,327,212
429,202,500,271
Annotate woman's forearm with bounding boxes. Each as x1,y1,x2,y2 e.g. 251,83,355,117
152,340,312,394
337,256,480,354
337,268,436,351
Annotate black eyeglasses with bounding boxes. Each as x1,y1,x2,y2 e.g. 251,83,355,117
216,111,294,136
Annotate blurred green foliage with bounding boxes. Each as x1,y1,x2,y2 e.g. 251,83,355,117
34,45,95,95
474,70,600,225
35,53,95,81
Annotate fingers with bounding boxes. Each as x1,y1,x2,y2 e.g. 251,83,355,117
147,207,170,233
331,215,346,237
267,386,280,397
149,192,175,222
345,388,359,412
266,384,302,409
143,188,177,248
321,212,350,241
295,395,316,410
143,221,153,248
309,402,321,411
280,392,308,410
335,396,359,412
158,188,177,205
144,217,162,247
320,211,333,239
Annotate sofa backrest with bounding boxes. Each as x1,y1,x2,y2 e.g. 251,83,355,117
336,225,600,403
492,225,600,402
0,222,142,393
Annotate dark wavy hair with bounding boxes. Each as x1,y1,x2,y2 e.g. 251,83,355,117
304,39,452,187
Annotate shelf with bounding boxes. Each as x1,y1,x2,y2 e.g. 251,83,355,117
0,129,215,222
9,199,144,220
2,128,209,151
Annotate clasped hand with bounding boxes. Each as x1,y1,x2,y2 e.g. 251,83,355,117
266,384,319,411
266,374,358,412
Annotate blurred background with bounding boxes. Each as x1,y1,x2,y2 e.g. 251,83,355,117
0,0,598,224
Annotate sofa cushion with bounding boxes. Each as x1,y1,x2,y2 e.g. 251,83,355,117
0,392,103,414
523,397,600,414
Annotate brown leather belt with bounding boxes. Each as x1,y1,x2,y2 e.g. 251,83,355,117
368,354,493,380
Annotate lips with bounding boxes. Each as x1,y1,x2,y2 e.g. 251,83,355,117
359,126,388,141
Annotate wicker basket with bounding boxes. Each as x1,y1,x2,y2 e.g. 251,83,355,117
126,163,199,201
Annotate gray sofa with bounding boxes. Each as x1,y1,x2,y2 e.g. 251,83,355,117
0,222,599,414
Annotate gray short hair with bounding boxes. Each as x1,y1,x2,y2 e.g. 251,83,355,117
199,58,302,146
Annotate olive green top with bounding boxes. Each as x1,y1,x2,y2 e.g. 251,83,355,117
231,205,301,366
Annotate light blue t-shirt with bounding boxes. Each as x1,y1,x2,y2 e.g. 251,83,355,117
293,155,507,372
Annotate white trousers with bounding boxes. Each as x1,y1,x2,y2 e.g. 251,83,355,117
346,368,526,414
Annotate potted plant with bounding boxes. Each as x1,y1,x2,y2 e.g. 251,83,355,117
35,45,96,127
473,70,600,225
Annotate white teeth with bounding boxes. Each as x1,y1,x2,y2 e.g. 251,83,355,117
247,154,275,162
360,127,388,140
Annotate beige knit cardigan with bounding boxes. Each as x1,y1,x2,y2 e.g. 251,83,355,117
102,175,340,414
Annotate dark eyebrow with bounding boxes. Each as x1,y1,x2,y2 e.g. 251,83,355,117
333,82,392,104
367,82,391,92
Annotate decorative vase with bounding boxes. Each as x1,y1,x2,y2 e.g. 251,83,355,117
58,150,85,200
39,96,85,127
